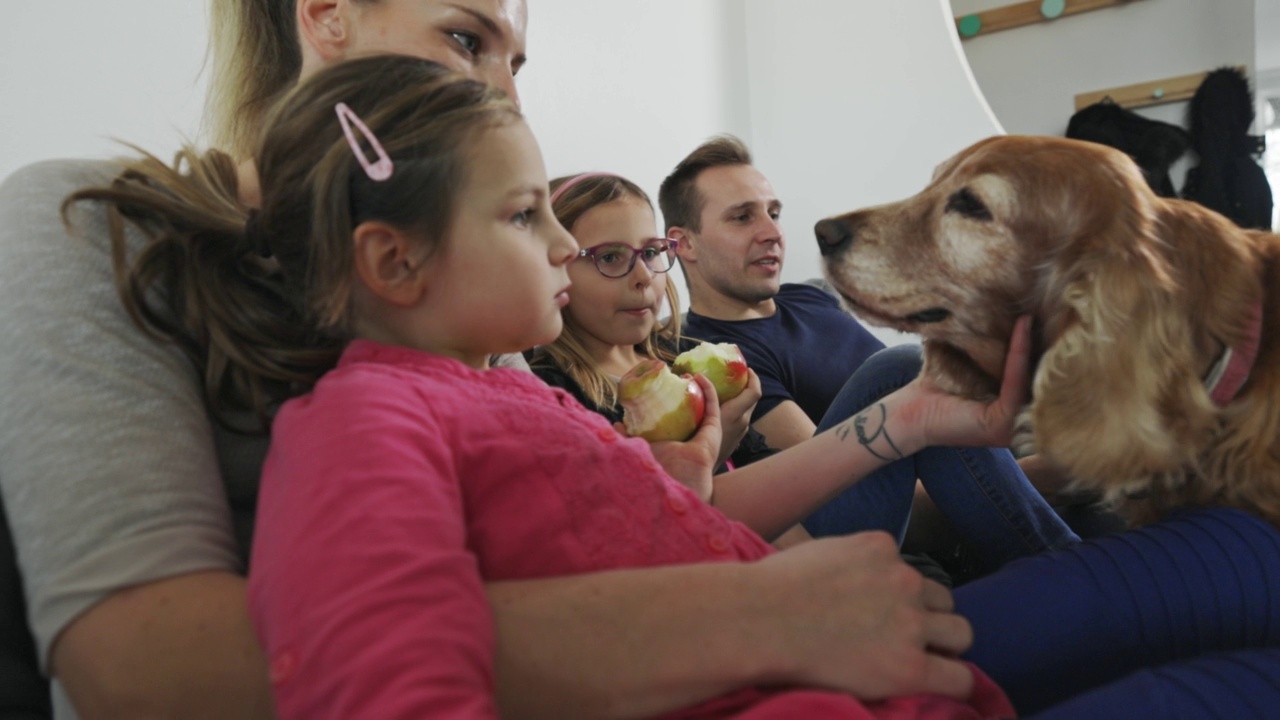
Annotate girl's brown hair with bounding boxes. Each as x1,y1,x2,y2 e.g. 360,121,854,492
64,54,519,429
537,174,683,410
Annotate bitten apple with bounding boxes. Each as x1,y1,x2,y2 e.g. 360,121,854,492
672,342,749,402
618,359,706,442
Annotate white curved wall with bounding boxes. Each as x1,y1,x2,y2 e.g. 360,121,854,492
743,0,1003,290
522,0,753,203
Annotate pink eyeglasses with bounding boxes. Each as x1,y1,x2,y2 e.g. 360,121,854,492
576,238,680,278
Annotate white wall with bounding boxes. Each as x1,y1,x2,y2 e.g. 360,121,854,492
522,1,751,193
518,0,753,298
1,3,211,178
744,0,1002,295
1260,0,1280,72
950,0,1256,137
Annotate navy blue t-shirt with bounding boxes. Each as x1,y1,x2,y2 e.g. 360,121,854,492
684,283,884,425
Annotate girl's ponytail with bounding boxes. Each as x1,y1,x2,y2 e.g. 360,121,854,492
63,148,341,430
65,56,520,430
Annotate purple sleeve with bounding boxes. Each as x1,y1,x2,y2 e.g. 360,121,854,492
248,371,499,720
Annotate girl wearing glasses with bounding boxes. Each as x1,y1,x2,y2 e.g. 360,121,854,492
529,173,776,486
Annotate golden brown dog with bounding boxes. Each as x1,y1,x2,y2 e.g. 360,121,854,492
816,135,1280,527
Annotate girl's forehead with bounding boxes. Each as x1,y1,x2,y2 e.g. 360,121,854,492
574,197,657,233
463,120,542,181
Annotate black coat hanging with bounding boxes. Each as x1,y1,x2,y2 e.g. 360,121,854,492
1066,97,1191,198
1181,66,1273,231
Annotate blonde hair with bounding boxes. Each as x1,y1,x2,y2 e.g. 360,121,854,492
65,55,519,428
205,0,380,157
536,174,682,410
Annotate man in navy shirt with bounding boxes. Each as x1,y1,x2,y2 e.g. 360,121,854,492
660,135,885,450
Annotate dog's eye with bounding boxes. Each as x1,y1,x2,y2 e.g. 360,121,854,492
945,188,993,221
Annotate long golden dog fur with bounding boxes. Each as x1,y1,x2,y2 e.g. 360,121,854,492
818,135,1280,527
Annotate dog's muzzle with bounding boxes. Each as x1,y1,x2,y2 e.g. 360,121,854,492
815,218,854,257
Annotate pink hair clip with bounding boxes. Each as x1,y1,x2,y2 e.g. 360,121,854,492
550,171,616,205
334,102,394,182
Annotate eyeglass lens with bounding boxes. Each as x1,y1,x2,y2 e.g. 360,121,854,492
594,241,675,277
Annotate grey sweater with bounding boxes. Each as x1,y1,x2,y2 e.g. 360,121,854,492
0,159,264,716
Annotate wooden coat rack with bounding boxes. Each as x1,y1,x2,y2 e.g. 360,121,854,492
1074,67,1249,111
955,0,1143,40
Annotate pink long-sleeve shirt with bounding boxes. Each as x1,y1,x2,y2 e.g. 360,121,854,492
248,340,1013,719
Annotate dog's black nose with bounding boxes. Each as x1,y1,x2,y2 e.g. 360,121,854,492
815,218,853,256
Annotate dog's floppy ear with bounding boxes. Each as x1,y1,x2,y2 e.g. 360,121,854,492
1030,220,1217,497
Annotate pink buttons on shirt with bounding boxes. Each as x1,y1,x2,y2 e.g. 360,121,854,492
707,535,731,553
270,649,298,686
597,427,618,442
666,494,689,515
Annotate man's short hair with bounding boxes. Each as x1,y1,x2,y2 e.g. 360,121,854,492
658,134,753,234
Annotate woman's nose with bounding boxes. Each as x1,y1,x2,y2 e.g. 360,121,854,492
484,67,520,107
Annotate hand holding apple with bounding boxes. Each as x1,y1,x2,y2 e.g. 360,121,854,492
715,368,761,467
638,374,722,501
672,342,750,402
618,359,707,442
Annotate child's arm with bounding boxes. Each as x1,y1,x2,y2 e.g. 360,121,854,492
248,388,500,720
709,317,1033,539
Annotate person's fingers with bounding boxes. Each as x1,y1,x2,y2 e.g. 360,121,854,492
996,315,1032,410
918,653,976,700
692,374,722,426
922,611,973,657
919,578,954,613
722,369,761,410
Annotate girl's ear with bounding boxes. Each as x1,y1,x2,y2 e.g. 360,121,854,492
352,222,428,307
297,0,348,62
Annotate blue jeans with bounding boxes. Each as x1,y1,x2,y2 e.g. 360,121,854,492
956,507,1280,718
801,344,1079,569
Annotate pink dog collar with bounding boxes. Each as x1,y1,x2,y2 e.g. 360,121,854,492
1204,299,1264,406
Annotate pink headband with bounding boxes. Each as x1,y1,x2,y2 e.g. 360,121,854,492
549,171,617,205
